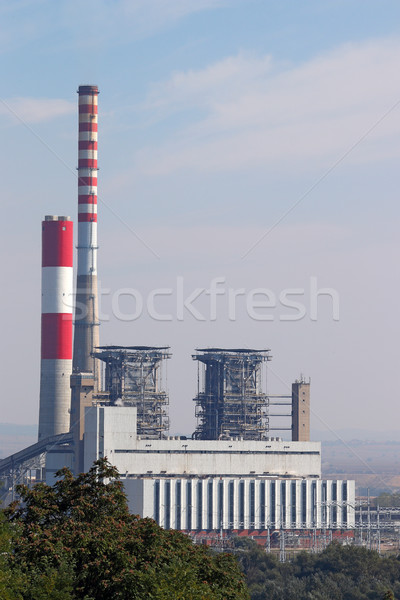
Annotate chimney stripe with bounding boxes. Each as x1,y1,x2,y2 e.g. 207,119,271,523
41,313,73,359
42,219,73,267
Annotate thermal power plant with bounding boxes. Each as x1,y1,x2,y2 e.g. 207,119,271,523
0,85,357,545
93,346,171,439
38,216,73,440
72,85,100,384
192,348,271,440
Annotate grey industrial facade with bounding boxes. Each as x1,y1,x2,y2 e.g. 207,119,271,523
45,406,356,532
127,477,355,531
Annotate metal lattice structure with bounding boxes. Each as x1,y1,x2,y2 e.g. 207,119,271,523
93,346,171,439
0,432,73,506
192,348,271,440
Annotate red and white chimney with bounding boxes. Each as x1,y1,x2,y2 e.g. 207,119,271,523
38,216,73,440
72,85,100,383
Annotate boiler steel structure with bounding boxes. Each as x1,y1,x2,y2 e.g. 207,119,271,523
93,346,171,439
193,348,271,440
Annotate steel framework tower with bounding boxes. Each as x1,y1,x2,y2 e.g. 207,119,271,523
192,348,271,440
93,346,171,439
72,85,100,385
38,216,73,440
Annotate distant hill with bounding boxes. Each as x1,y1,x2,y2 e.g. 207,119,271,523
312,428,400,442
320,436,400,495
0,423,37,458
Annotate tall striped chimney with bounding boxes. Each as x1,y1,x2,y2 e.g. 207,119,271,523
72,85,99,384
38,216,73,440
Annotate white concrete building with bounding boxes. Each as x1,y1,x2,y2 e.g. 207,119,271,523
125,477,355,530
77,406,355,531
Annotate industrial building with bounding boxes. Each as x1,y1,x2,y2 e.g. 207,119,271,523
0,84,356,539
76,406,355,531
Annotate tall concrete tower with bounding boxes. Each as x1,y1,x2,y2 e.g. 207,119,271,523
72,85,100,385
38,216,73,440
292,378,310,442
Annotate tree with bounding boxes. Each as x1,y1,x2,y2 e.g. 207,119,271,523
4,459,249,600
235,538,400,600
0,512,21,600
376,493,400,508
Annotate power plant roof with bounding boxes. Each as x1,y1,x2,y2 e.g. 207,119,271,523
195,347,270,353
95,345,170,351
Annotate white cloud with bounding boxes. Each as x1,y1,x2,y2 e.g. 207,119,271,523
0,97,75,124
147,53,274,112
61,0,228,48
0,0,228,57
135,38,400,174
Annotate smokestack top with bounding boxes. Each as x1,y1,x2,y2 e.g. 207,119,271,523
44,215,71,221
42,218,73,267
78,85,99,95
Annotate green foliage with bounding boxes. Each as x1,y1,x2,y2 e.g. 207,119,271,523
376,492,400,507
3,459,248,600
0,512,21,600
234,538,400,600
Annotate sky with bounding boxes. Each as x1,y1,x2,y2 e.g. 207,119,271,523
1,0,400,440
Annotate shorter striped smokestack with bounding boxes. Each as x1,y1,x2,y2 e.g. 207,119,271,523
38,216,73,440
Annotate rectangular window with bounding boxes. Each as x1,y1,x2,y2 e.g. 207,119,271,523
218,481,224,530
302,482,307,525
229,481,234,527
311,481,316,526
154,480,160,525
342,482,347,525
281,481,286,525
332,482,337,525
260,481,266,529
250,481,255,528
176,480,182,530
291,482,296,526
187,482,192,531
165,481,171,530
322,482,327,526
239,481,245,529
208,481,213,530
197,481,203,530
270,482,276,526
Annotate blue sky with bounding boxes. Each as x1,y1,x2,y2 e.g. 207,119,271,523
1,0,400,438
